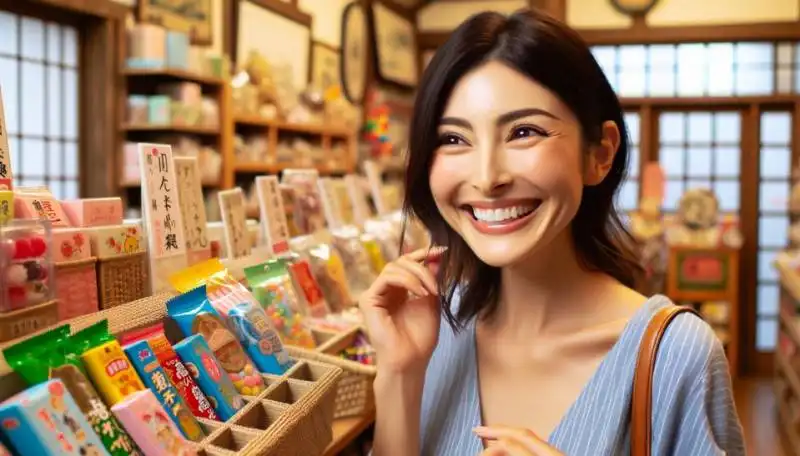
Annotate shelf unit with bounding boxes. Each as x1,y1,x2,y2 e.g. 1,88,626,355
775,253,800,456
117,68,231,209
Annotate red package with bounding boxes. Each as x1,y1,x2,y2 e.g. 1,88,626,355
119,323,218,420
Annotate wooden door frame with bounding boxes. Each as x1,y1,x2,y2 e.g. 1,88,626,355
0,0,126,198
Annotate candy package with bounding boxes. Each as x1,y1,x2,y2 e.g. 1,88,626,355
331,226,377,297
283,252,330,318
119,324,217,420
360,233,386,275
363,218,401,261
244,260,317,349
123,340,205,441
173,335,244,420
0,219,55,312
290,235,353,313
167,286,269,393
169,259,293,375
281,169,326,235
339,331,376,366
72,321,145,407
0,379,108,456
4,325,141,456
111,389,196,456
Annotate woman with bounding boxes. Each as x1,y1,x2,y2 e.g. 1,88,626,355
359,9,745,456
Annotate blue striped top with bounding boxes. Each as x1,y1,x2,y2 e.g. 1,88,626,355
419,295,746,455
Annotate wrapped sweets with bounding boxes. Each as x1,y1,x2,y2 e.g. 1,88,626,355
0,379,108,455
244,259,317,348
3,325,141,456
291,236,354,313
167,285,268,394
111,390,196,456
174,334,244,420
123,340,205,441
119,323,217,420
72,321,145,406
170,259,293,375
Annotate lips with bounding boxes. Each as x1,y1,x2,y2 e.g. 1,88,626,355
459,198,541,235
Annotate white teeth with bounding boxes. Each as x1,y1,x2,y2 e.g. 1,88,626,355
472,205,535,223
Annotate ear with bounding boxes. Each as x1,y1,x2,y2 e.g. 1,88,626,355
584,121,621,186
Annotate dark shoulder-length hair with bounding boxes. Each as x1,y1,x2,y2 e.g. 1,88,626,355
403,8,643,330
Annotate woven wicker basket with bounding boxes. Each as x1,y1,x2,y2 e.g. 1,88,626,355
54,257,99,320
287,326,377,419
96,251,148,309
66,293,343,455
0,299,59,342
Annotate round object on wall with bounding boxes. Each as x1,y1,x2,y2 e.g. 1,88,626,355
610,0,660,15
340,1,369,104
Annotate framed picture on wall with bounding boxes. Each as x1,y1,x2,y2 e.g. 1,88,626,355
310,41,341,94
138,0,213,45
340,1,369,104
370,2,418,88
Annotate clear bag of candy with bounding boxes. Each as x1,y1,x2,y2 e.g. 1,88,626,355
331,225,376,297
290,235,354,313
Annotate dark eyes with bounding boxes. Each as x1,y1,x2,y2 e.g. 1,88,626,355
508,125,548,141
438,134,468,146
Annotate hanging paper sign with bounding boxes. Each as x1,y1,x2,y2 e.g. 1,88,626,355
255,175,290,255
173,156,211,265
138,143,188,292
344,174,372,225
641,162,665,204
317,177,342,230
0,86,12,190
218,188,251,259
363,160,389,215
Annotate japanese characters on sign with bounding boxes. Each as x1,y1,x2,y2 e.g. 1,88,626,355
173,157,211,265
255,175,290,254
0,86,12,190
138,143,188,292
218,188,251,259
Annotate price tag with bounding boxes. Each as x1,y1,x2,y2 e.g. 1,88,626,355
255,175,290,254
218,188,251,259
173,156,211,265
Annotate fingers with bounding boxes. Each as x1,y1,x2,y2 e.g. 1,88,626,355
404,245,447,263
395,257,438,295
376,269,429,298
473,427,559,456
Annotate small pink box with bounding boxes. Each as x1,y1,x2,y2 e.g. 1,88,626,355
13,194,70,227
112,389,197,456
61,197,123,227
51,228,91,262
54,258,98,320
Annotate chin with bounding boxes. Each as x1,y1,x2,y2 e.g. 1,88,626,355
464,238,540,268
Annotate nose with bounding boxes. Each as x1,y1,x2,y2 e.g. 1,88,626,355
471,145,512,195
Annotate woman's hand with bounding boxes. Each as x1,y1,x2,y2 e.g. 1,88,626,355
474,427,565,456
359,247,445,375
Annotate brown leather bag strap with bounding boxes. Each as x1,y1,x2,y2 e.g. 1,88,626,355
631,305,699,456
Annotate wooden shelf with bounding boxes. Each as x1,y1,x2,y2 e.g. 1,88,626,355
122,68,226,86
122,123,221,135
323,411,375,456
234,115,355,138
778,263,800,456
234,162,352,175
120,178,220,188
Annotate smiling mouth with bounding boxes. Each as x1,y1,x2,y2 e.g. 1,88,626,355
459,199,542,235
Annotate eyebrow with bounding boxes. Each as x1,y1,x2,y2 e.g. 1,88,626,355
439,107,559,130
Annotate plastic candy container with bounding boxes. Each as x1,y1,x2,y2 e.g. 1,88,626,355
0,219,54,312
339,331,376,366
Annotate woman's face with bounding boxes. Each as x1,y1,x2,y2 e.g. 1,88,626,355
429,61,615,268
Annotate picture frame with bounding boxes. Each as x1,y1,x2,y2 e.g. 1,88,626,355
370,1,418,88
138,0,213,45
310,41,341,94
340,1,370,104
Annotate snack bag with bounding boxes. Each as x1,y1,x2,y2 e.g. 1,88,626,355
72,321,145,407
363,218,401,261
4,325,141,456
170,259,293,375
123,340,205,441
244,260,317,348
119,324,217,420
111,389,196,456
0,379,109,456
166,285,268,393
173,335,245,420
361,233,387,275
291,235,353,313
331,226,377,297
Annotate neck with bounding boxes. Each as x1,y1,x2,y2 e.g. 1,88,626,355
491,228,614,337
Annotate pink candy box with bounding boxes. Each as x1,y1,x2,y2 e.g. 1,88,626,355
51,228,91,262
14,194,70,227
61,198,123,227
111,389,197,456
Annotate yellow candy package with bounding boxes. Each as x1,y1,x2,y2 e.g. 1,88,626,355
290,235,353,313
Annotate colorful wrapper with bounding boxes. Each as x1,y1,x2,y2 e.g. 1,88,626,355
111,389,197,456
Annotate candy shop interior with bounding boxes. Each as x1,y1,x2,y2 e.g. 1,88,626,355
0,0,799,455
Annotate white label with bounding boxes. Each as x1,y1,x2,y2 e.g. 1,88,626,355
363,160,388,215
0,86,12,190
173,156,211,264
345,174,372,225
138,143,188,292
317,177,342,230
218,187,251,259
255,175,290,254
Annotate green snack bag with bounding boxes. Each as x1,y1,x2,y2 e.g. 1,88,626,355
4,325,143,456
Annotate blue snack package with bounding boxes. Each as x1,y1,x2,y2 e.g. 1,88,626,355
227,303,294,375
122,340,204,441
0,379,109,456
173,335,245,421
167,285,267,396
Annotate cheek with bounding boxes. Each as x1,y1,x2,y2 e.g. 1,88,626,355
429,154,470,206
517,145,584,201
